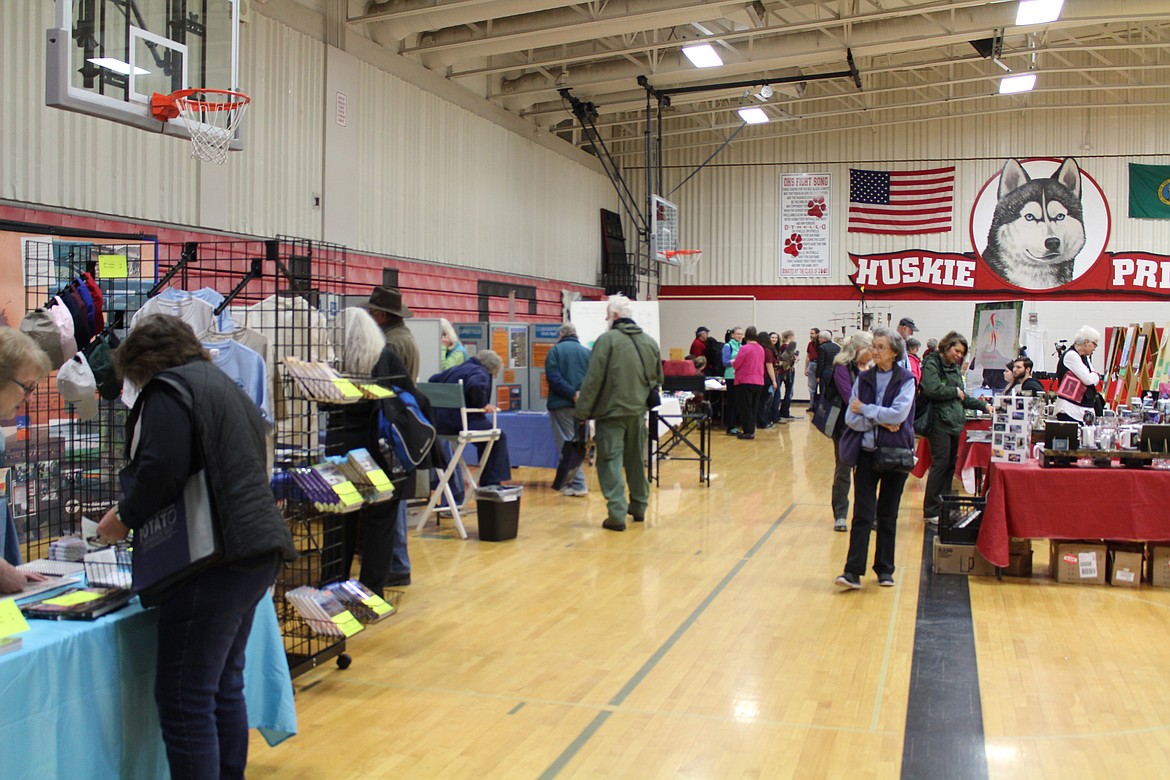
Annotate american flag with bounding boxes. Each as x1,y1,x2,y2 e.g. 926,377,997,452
848,166,955,235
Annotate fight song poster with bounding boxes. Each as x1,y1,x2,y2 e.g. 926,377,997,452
849,158,1170,296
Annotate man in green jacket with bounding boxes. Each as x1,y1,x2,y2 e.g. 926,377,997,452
575,295,664,531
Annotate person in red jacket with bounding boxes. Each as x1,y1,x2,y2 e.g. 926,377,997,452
689,327,710,358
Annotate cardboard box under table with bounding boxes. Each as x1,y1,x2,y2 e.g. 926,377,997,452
1049,541,1107,585
1147,544,1170,587
1107,547,1143,588
477,485,522,541
933,537,997,576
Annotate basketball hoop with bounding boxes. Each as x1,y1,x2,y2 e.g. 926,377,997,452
665,249,703,276
151,89,251,165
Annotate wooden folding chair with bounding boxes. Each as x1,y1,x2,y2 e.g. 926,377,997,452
413,380,500,538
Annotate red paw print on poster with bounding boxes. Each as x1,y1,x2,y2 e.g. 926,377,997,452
806,196,826,218
784,233,803,257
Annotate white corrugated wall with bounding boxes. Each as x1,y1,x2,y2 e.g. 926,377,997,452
630,106,1170,287
1,6,615,286
353,61,613,281
0,0,198,221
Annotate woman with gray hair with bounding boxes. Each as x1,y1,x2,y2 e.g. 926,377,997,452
0,326,52,593
328,307,415,590
834,326,916,589
826,331,873,532
918,331,993,524
428,348,512,491
439,318,469,370
1055,325,1102,423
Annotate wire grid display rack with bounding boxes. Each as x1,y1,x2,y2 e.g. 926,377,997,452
14,238,158,561
153,236,354,676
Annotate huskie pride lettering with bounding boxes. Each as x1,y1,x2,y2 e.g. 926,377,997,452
850,250,1170,295
852,251,976,288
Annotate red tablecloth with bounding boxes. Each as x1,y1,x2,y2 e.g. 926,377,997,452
976,461,1170,566
911,418,992,482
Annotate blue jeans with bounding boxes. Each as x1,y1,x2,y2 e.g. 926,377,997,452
154,552,282,780
778,370,795,418
549,407,586,491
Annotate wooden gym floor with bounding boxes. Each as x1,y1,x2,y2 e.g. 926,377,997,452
248,414,1170,779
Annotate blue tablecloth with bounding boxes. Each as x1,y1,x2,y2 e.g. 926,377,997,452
0,593,296,779
462,411,559,469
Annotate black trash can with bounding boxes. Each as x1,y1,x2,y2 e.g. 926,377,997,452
476,486,523,541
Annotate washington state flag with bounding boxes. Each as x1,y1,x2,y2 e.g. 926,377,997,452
1129,163,1170,219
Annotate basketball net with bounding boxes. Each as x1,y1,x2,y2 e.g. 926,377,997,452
664,249,703,276
151,89,252,165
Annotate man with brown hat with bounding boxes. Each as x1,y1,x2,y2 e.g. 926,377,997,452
367,286,419,383
366,285,419,588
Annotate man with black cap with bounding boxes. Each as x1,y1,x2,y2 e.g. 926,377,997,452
689,327,710,360
897,317,919,372
367,286,419,383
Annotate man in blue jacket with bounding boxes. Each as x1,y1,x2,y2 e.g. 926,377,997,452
429,350,512,492
545,323,591,496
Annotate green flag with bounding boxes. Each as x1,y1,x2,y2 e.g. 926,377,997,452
1129,163,1170,219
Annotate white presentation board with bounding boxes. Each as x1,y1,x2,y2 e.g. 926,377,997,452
570,300,661,350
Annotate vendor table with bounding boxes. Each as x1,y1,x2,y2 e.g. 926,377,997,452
912,418,992,493
976,460,1170,567
462,411,559,469
0,593,297,779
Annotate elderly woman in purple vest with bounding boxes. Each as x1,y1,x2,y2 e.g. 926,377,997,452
834,326,916,590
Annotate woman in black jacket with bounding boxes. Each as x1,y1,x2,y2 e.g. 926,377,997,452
96,314,296,780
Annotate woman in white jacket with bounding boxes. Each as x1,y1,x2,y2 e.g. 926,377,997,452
1055,325,1101,423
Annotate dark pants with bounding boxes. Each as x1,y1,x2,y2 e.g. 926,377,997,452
779,370,795,418
155,552,282,780
737,383,762,435
341,497,407,595
845,450,909,577
757,376,774,427
724,379,737,429
924,428,960,518
831,436,852,521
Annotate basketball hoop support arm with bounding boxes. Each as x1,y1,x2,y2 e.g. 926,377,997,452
559,89,648,241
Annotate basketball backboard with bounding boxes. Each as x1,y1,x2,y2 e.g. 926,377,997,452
650,195,679,265
46,0,242,144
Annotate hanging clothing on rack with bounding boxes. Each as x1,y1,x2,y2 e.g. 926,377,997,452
201,339,272,425
159,287,236,333
131,294,215,334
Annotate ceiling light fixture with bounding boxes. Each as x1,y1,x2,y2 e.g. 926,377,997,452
737,106,769,124
999,73,1036,94
682,44,723,69
1015,0,1064,26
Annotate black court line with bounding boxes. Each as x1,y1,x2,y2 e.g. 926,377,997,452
901,529,989,780
536,504,795,780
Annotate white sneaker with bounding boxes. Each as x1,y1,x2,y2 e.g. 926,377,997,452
833,518,848,532
924,516,939,526
560,487,588,497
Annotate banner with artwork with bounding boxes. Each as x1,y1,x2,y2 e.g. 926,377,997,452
848,158,1170,298
779,173,831,277
968,301,1023,391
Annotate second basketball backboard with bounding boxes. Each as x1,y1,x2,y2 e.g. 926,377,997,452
46,0,241,142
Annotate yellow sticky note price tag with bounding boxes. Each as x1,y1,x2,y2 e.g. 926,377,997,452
0,598,31,637
361,595,395,616
331,612,364,637
366,470,392,489
331,379,363,399
361,384,393,398
97,254,129,279
43,590,103,607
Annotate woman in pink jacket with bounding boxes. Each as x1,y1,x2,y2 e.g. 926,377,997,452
732,326,766,440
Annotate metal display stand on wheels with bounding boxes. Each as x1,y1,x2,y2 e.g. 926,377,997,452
647,375,712,486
